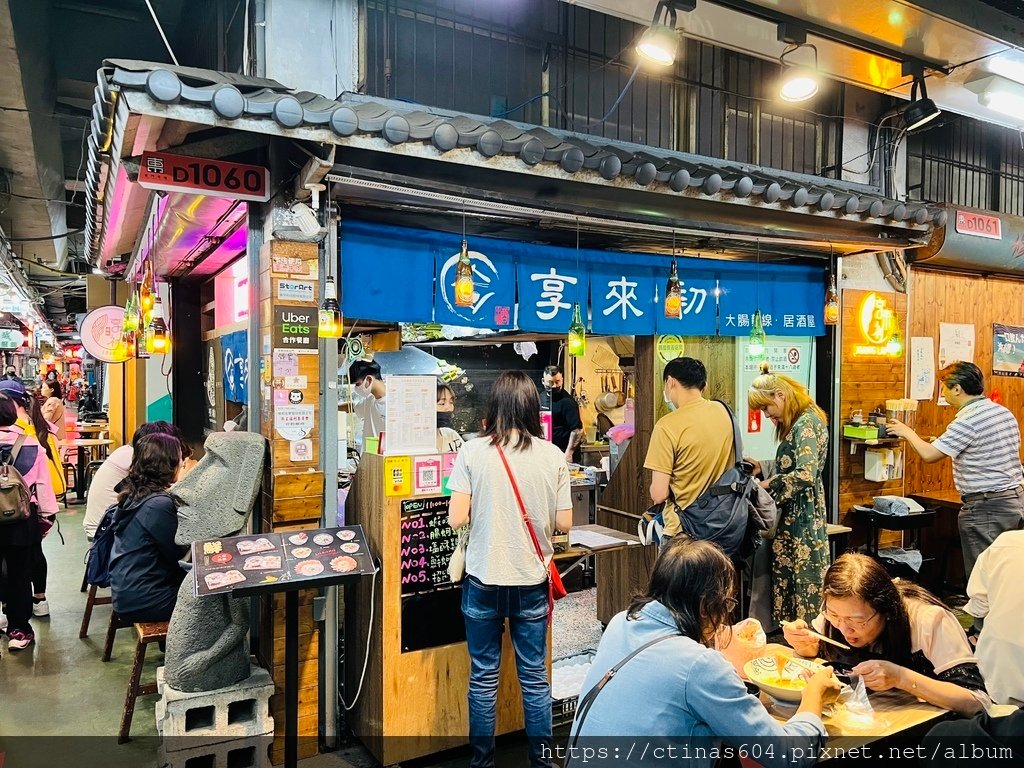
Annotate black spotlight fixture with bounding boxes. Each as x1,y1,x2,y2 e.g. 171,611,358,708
635,0,697,67
902,62,941,132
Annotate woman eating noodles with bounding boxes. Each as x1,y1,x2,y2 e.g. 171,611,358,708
783,553,988,717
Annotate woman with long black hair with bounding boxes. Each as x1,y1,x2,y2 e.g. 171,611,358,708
447,370,572,768
109,432,187,623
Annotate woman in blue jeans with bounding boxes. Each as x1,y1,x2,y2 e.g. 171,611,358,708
448,370,573,768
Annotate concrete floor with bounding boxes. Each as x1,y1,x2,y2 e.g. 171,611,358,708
0,502,563,768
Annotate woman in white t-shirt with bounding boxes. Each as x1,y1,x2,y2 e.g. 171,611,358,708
784,553,988,717
447,370,572,768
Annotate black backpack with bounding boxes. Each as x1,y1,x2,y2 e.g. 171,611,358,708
85,503,123,588
676,401,777,558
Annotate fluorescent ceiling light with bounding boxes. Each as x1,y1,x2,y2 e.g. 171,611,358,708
968,74,1024,121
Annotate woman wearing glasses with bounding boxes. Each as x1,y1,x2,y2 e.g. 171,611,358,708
747,364,830,625
783,553,988,717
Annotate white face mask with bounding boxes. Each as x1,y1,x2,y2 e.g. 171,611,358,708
353,379,372,399
663,387,676,411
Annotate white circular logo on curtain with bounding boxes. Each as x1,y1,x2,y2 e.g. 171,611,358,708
438,249,499,321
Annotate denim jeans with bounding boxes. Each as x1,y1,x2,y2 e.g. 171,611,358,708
462,574,551,768
959,489,1024,579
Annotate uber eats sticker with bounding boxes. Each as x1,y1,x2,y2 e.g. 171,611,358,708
273,306,318,352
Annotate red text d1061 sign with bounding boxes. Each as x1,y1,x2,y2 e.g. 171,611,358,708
138,152,270,203
954,210,1002,240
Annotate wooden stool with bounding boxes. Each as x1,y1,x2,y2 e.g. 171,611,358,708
103,611,133,661
79,583,112,639
118,621,168,744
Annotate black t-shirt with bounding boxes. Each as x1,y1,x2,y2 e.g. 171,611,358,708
544,388,582,453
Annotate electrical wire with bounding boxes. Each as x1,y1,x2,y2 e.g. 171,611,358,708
0,192,86,208
4,229,84,242
340,564,377,711
144,0,181,66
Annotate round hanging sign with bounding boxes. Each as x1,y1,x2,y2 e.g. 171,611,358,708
80,305,127,363
656,335,686,363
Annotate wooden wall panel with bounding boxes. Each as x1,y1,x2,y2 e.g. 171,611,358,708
905,270,1024,495
838,289,908,547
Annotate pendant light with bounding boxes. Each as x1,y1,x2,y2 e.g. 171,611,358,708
748,240,766,359
824,244,839,325
885,291,903,356
146,294,169,354
664,231,682,319
454,199,474,307
567,218,586,357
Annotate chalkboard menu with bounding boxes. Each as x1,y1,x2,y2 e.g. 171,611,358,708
192,525,377,597
399,496,467,652
400,496,462,594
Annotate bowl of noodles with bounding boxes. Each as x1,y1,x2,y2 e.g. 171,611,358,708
743,654,824,702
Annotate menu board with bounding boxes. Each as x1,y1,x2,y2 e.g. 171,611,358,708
399,496,462,594
399,496,466,652
192,525,376,597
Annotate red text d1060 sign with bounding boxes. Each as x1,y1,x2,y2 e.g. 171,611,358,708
138,152,270,203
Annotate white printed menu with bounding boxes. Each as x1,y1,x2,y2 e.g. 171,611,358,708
384,375,438,455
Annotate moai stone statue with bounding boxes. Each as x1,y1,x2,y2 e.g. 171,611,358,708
164,431,266,692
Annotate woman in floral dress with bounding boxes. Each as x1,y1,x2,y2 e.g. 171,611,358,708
747,363,830,625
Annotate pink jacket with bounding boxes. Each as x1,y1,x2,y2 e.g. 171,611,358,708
0,425,59,514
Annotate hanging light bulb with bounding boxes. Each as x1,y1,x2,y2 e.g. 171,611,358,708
567,301,586,357
146,295,169,354
665,232,682,318
139,260,155,316
454,239,475,307
824,271,840,325
123,290,140,334
319,278,343,338
748,309,767,358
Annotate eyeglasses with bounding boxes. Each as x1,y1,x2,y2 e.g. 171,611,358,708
822,604,878,630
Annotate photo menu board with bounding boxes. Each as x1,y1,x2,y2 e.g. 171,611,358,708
399,496,466,652
192,525,376,597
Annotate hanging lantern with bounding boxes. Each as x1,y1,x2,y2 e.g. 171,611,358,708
664,258,682,319
824,272,840,325
139,260,155,316
567,301,586,357
885,327,904,357
318,279,343,338
123,291,141,334
748,309,767,359
453,239,474,307
146,296,169,354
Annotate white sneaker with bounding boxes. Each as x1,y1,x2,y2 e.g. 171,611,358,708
32,599,50,617
0,611,7,632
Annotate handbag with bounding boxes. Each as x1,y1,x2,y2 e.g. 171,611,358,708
638,497,679,547
495,444,567,618
447,525,469,582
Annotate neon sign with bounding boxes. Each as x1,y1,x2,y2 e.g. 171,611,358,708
853,292,902,357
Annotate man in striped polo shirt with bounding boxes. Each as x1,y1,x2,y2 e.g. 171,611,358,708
887,361,1023,579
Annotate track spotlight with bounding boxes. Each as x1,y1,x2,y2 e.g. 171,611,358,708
777,24,819,103
636,0,695,67
903,65,941,132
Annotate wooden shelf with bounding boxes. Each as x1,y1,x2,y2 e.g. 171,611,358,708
843,436,902,455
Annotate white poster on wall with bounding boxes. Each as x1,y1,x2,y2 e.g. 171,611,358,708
384,375,437,456
910,337,935,400
938,323,975,405
734,337,817,462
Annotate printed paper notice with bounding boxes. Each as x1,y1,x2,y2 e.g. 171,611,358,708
938,323,975,404
910,337,935,400
384,375,437,456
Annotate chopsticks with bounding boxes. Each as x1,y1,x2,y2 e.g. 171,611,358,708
806,628,851,651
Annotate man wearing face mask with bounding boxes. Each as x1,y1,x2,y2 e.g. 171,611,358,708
643,357,734,543
541,365,583,463
349,359,386,452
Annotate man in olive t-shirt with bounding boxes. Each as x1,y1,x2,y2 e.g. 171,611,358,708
644,357,734,539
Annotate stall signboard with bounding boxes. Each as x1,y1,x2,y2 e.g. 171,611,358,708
203,337,224,433
341,220,826,335
993,323,1024,377
851,292,902,357
0,327,24,349
272,306,317,352
191,526,376,596
139,151,270,203
79,305,127,363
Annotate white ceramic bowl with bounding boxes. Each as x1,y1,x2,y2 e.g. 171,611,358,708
743,655,824,702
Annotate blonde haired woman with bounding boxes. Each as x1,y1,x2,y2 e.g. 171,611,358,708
747,363,829,625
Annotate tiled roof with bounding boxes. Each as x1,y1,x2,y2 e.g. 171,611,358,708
85,59,946,262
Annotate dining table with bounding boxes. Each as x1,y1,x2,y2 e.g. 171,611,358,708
60,437,115,501
761,643,950,756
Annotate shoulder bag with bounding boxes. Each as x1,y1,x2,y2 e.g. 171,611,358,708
566,633,680,765
495,443,567,620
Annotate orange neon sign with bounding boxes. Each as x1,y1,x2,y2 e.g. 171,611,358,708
854,292,902,357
